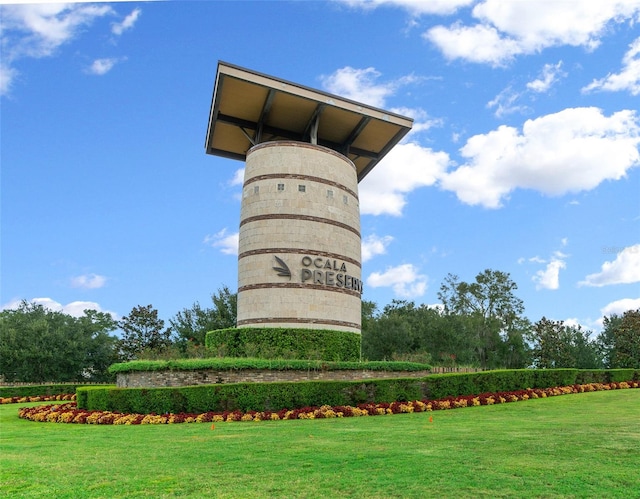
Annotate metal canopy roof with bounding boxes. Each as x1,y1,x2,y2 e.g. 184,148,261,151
205,61,414,182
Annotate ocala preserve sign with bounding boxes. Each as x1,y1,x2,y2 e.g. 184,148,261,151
273,256,363,294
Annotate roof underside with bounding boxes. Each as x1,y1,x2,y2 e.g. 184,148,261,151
205,62,413,182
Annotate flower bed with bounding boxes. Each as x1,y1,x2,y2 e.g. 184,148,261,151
17,381,638,425
1,393,75,405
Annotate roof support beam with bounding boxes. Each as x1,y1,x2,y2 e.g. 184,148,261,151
303,103,325,145
340,115,371,155
256,89,276,144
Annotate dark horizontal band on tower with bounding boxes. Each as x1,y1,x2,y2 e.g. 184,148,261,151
237,317,360,330
238,248,361,269
239,282,361,298
239,214,361,238
244,173,358,200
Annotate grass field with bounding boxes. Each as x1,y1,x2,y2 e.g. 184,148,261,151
1,389,639,498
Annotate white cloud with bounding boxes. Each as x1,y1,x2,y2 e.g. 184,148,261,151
361,234,393,262
337,0,474,16
424,1,640,66
487,86,527,118
523,242,569,290
533,258,566,290
527,61,566,93
204,228,239,256
360,142,450,216
579,244,640,287
70,273,108,290
1,297,116,319
391,106,441,137
230,168,245,186
86,57,123,75
441,107,640,208
0,3,114,96
112,7,141,36
367,263,427,298
320,66,423,110
321,67,397,108
582,37,640,96
0,63,18,96
425,23,522,66
600,297,640,317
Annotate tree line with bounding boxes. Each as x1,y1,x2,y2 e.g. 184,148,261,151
1,272,638,382
0,287,237,383
363,270,638,370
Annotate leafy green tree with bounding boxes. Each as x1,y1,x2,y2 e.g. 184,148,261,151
0,301,118,382
361,299,479,365
438,270,528,369
498,316,533,369
169,286,237,346
597,314,622,368
600,309,640,368
528,317,601,368
119,304,172,360
362,312,413,361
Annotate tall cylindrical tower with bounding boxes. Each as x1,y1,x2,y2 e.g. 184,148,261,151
237,141,362,333
205,62,412,358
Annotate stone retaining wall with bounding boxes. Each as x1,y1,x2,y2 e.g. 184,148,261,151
116,368,434,388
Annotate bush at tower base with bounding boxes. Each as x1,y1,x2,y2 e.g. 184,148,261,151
204,327,361,361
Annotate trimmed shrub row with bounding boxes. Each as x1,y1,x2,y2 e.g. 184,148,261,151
77,368,640,415
205,327,361,361
108,357,431,374
0,384,102,399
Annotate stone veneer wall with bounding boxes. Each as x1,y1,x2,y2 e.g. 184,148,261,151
116,369,432,388
237,141,362,333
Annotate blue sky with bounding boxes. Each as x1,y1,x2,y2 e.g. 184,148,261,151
2,0,639,333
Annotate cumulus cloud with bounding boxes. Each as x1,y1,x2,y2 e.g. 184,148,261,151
600,297,640,317
1,297,116,319
441,107,640,208
366,263,427,298
85,57,124,75
423,1,640,66
361,234,394,262
204,228,239,255
579,244,640,287
583,37,640,96
521,240,569,290
70,273,108,290
321,66,404,108
533,258,567,290
0,3,113,95
425,23,522,66
360,142,450,216
111,7,141,36
527,61,566,93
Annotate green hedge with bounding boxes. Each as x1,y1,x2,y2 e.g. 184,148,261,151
78,379,428,414
77,368,640,414
205,327,361,361
108,358,431,374
0,384,106,398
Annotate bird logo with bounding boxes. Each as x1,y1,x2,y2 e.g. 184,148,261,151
273,256,291,280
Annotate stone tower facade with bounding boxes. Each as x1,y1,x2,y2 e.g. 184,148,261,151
237,141,362,333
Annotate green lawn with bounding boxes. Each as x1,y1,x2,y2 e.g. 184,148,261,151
1,389,639,498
